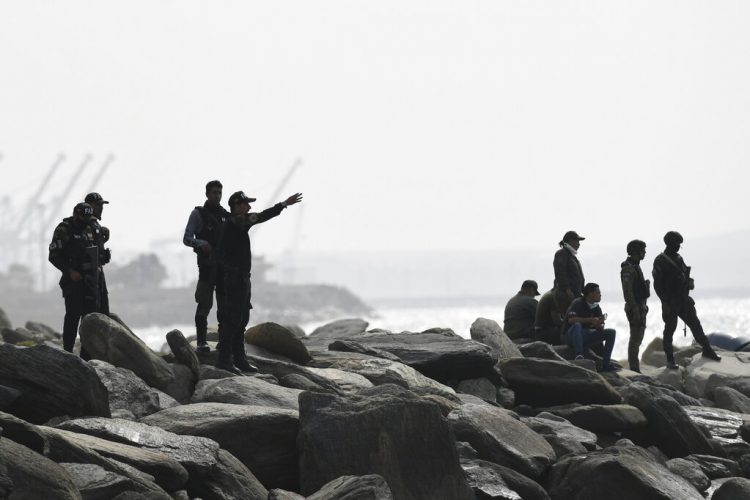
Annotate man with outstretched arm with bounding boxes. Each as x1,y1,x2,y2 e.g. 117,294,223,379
217,190,303,374
562,282,618,372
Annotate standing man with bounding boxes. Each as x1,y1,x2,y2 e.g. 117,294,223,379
183,180,228,353
217,190,303,373
620,239,650,372
563,282,618,372
553,231,586,314
48,203,103,358
85,192,111,315
503,280,540,340
653,231,721,368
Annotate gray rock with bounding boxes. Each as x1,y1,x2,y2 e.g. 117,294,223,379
628,375,703,406
184,449,268,500
0,344,110,424
80,314,183,400
713,386,750,414
268,490,306,500
245,322,312,365
309,318,369,340
0,307,10,330
306,475,394,500
60,462,138,500
448,403,556,479
496,387,515,409
457,378,498,402
328,339,403,362
500,358,622,407
521,412,598,457
308,350,456,399
55,417,220,478
278,373,326,392
518,341,567,362
284,324,306,339
0,385,21,411
90,360,179,419
0,437,81,500
25,321,61,340
464,459,550,500
713,477,750,500
142,402,299,491
459,461,521,500
683,405,748,458
470,317,523,361
541,404,648,433
666,458,711,492
685,352,750,399
685,454,740,479
42,426,188,492
166,330,200,381
160,364,195,404
620,382,714,457
548,444,703,500
1,326,45,345
706,373,750,400
190,376,302,410
298,384,474,499
198,364,238,381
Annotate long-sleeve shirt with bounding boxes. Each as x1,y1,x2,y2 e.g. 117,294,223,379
621,258,649,308
220,203,285,275
553,247,584,295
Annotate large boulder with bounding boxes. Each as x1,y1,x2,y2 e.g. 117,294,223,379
142,402,299,491
457,378,498,403
0,437,82,500
518,342,567,362
0,385,22,412
541,404,648,433
185,449,268,500
713,386,750,414
319,330,496,383
25,321,61,339
548,443,703,500
620,382,714,457
684,454,741,479
461,459,549,500
448,404,556,479
309,318,369,340
90,360,179,419
628,375,703,406
713,477,750,500
165,330,200,381
327,339,403,362
306,475,393,500
460,460,522,500
308,350,456,399
521,412,598,457
245,323,312,365
60,462,143,500
666,458,711,493
684,352,750,399
80,314,182,400
500,358,622,407
190,376,302,410
683,405,747,456
298,384,474,499
470,318,523,361
0,344,110,423
1,326,48,345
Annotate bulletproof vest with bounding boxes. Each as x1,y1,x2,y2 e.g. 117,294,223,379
220,217,251,275
196,205,228,248
59,217,97,276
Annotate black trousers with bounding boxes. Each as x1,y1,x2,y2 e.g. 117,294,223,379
662,297,709,358
194,264,225,343
220,272,251,362
62,281,98,359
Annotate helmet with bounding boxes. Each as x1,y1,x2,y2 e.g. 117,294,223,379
664,231,684,246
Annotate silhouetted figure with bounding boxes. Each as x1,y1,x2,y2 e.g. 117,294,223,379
534,289,564,344
563,282,618,372
653,231,721,368
85,192,111,315
553,231,585,314
620,239,650,372
503,280,540,340
217,190,303,374
183,180,229,353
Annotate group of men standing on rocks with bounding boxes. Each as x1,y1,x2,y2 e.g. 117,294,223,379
504,230,722,373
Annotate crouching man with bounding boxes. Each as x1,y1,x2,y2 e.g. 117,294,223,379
562,282,619,372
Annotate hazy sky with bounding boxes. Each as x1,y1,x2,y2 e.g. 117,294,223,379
1,1,749,258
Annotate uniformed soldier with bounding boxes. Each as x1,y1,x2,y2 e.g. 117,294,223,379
84,192,111,315
217,190,303,374
653,231,721,368
183,180,229,353
503,280,540,340
553,231,585,314
620,239,650,372
48,203,105,358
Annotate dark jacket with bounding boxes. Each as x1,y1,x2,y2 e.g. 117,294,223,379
620,258,650,308
48,217,97,288
219,204,285,276
653,251,691,304
184,203,229,268
503,293,538,339
553,247,584,296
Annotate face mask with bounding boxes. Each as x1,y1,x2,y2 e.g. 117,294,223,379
589,302,599,309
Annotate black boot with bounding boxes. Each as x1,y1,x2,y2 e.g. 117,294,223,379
215,327,241,375
664,344,679,369
195,325,210,353
232,335,257,373
628,345,641,373
701,345,722,361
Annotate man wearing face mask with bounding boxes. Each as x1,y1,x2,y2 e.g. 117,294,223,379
653,231,721,368
553,231,586,313
84,192,111,315
621,239,650,372
563,282,618,372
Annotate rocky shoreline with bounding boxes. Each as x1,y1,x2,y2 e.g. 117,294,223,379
1,309,750,499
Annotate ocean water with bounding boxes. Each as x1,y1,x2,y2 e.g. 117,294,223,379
135,297,750,362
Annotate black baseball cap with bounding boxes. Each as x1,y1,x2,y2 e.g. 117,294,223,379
521,280,540,295
563,230,585,242
73,202,94,219
228,191,257,206
85,192,109,204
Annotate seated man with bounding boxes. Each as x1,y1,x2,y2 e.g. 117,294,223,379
503,280,540,340
563,282,618,372
534,288,564,344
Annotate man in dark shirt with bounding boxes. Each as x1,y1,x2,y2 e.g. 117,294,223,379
553,231,585,314
563,282,618,371
217,190,303,374
653,231,720,368
503,280,540,340
621,239,650,372
534,289,564,344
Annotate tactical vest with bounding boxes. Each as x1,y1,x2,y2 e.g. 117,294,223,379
195,205,228,267
57,217,97,285
220,217,252,275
